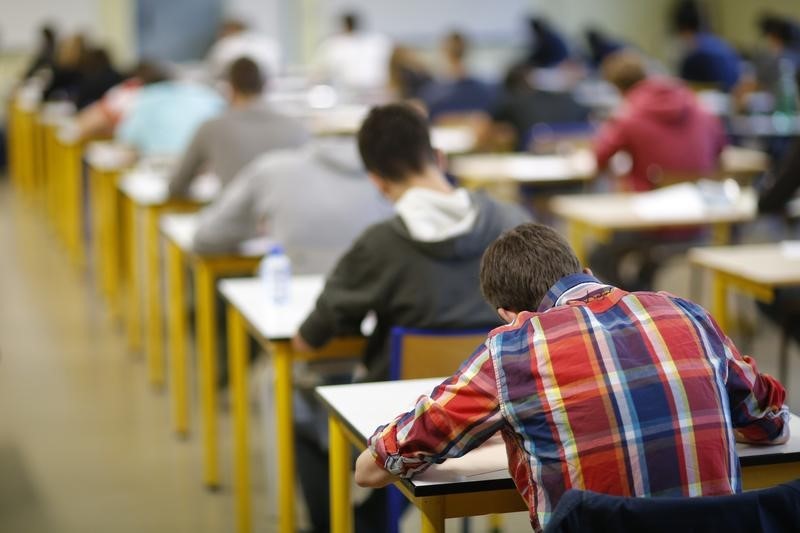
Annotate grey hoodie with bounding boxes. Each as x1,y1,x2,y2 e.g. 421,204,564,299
192,136,393,275
299,191,531,381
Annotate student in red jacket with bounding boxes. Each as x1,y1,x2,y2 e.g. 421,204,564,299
594,50,727,192
590,50,727,291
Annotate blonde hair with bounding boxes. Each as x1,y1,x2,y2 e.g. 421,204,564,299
601,50,647,93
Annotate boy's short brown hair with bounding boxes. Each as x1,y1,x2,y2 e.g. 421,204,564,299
601,50,647,93
480,223,582,312
228,56,265,94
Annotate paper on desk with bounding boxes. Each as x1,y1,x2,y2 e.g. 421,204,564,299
781,240,800,259
632,183,706,221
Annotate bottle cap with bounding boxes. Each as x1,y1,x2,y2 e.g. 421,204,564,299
268,244,285,255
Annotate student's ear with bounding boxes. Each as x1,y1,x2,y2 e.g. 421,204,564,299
583,267,594,276
434,148,447,173
497,308,518,324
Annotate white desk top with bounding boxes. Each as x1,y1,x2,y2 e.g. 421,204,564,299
159,213,268,257
218,276,325,341
550,185,756,230
118,169,219,206
450,150,596,184
85,141,137,171
688,242,800,287
317,377,800,496
431,126,478,155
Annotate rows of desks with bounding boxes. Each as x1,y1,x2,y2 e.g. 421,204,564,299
6,94,800,533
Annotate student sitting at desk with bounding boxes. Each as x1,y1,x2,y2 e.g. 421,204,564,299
115,71,225,158
192,135,393,274
590,50,726,291
292,103,529,532
355,222,789,532
419,31,496,121
167,57,308,198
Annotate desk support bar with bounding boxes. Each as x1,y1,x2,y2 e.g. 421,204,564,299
196,262,220,488
229,306,252,532
329,417,353,533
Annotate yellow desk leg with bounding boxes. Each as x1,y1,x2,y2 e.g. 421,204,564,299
106,178,122,321
568,221,588,267
274,342,297,533
229,306,252,533
196,261,220,488
145,206,165,388
167,241,189,437
91,168,105,290
711,223,732,246
125,197,142,353
711,273,730,334
329,416,352,533
419,496,446,533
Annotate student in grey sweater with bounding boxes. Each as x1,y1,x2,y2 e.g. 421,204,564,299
167,57,308,198
192,135,393,275
291,103,530,533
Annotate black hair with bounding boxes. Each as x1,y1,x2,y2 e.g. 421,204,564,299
357,103,436,182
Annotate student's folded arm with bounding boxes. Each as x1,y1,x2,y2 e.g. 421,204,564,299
592,118,627,171
297,232,385,349
366,345,503,480
167,124,209,199
192,163,259,255
691,300,789,444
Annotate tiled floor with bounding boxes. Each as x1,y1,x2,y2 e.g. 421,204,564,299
0,179,796,533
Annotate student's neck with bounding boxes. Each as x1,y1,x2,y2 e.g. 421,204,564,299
393,167,454,201
231,94,260,108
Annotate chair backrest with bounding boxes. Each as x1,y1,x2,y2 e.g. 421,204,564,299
544,479,800,533
388,327,490,380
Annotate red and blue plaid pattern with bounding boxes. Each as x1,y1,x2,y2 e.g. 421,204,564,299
369,274,788,531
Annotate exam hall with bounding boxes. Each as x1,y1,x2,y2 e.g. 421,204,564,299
2,0,800,531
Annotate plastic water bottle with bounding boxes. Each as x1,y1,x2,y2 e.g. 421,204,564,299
259,245,291,306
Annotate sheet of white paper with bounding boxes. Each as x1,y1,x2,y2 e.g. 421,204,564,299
632,183,706,221
781,240,800,259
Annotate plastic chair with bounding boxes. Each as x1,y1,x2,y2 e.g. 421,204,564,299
544,479,800,533
386,326,492,533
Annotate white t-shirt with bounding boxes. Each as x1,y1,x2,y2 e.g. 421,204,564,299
207,31,282,79
312,32,392,91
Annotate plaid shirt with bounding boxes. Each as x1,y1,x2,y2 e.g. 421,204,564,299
369,274,789,531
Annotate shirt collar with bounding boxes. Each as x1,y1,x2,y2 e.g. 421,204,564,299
537,273,607,312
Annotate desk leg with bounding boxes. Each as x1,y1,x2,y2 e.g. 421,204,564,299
711,273,730,334
167,242,189,437
568,221,588,267
228,306,251,533
106,179,122,321
712,223,731,246
145,206,165,388
419,496,446,533
329,416,352,533
125,198,142,353
90,168,104,289
196,262,220,488
274,342,296,533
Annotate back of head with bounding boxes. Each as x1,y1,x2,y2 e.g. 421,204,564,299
342,12,360,33
601,50,647,93
133,60,171,85
57,34,86,69
529,17,547,36
81,47,112,74
443,30,468,63
228,56,265,95
759,14,794,47
357,103,435,182
672,0,706,34
480,223,582,312
219,19,247,39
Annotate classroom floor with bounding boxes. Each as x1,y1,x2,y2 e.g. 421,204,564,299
0,178,797,533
